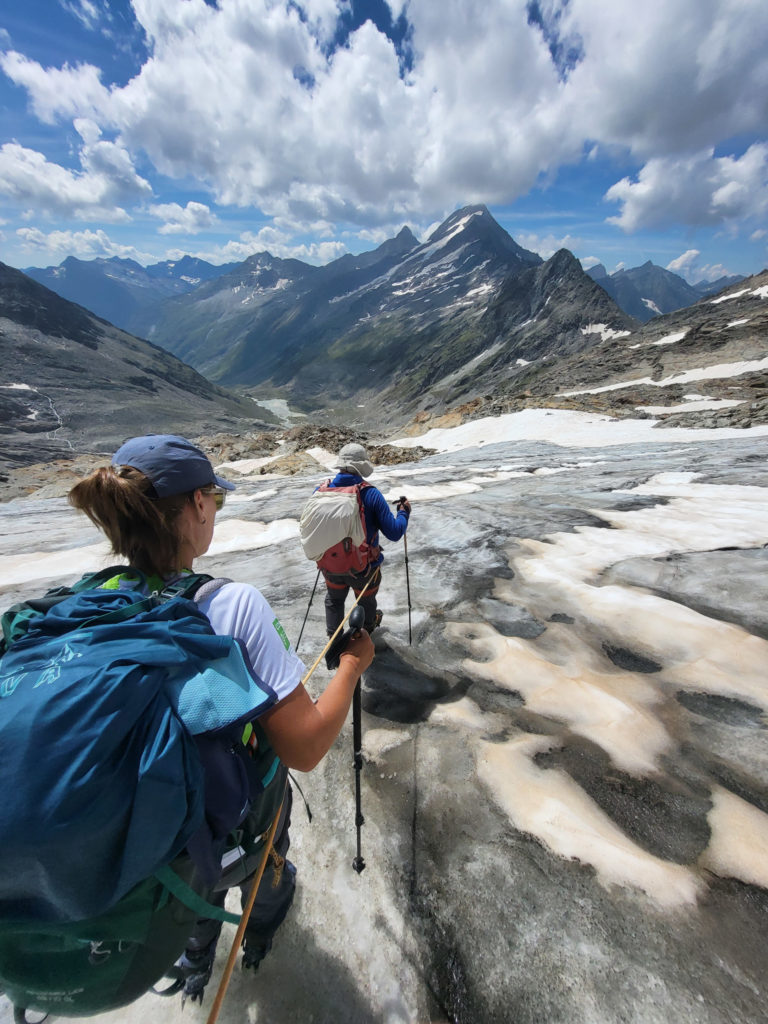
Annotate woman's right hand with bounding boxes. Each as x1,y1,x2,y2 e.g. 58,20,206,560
339,630,375,676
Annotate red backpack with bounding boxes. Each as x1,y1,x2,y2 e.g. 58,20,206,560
299,481,380,574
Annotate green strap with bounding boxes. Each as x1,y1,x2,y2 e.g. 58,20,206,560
154,865,240,924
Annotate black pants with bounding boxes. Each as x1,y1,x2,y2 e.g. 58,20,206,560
185,787,295,958
323,565,381,635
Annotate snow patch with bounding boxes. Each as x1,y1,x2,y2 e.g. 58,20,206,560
391,407,768,453
418,211,482,259
701,787,768,890
636,399,744,415
651,330,687,346
559,357,768,396
710,288,751,304
305,447,341,471
207,518,299,555
641,297,662,315
580,324,632,341
252,398,306,423
465,283,494,299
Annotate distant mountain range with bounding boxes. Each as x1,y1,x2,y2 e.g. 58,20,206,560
24,255,239,335
0,261,266,469
7,204,765,465
63,206,634,424
587,261,745,322
25,208,745,349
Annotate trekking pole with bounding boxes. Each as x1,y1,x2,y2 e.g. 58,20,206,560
300,587,374,871
205,780,287,1024
295,567,321,653
351,651,366,874
394,496,413,645
403,533,412,646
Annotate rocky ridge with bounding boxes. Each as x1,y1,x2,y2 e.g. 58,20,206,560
403,270,767,434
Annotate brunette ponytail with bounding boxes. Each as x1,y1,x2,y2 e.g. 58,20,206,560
68,465,191,576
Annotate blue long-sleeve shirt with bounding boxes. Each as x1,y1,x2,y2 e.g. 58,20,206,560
323,472,408,566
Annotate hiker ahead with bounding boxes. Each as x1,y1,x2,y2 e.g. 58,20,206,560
300,441,411,637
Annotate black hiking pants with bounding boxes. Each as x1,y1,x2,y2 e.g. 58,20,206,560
322,565,381,636
185,787,295,960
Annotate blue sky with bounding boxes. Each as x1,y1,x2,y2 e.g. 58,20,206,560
0,0,766,283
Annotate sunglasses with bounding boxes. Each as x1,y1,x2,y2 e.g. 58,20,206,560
203,487,227,511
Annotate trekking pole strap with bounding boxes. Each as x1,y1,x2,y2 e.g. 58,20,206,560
205,781,288,1024
301,567,380,685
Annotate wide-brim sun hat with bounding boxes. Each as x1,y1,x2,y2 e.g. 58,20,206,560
112,434,236,498
335,442,374,479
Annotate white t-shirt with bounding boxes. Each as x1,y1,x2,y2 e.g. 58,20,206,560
197,582,306,705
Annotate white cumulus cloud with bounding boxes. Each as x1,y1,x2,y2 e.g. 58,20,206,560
16,226,154,263
149,201,217,234
184,226,348,265
0,51,110,124
515,231,584,260
666,250,701,277
666,249,733,283
605,144,768,232
0,0,766,237
0,117,151,221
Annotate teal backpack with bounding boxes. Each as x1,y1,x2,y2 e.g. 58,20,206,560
0,567,287,1021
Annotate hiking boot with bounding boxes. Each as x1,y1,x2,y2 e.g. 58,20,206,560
365,610,383,635
177,935,219,1006
239,856,296,972
241,935,273,972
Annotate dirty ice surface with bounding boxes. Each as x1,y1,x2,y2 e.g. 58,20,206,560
2,410,768,1023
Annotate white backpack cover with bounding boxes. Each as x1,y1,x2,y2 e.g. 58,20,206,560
299,490,366,562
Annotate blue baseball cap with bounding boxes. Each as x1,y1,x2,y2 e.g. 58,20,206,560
111,434,236,498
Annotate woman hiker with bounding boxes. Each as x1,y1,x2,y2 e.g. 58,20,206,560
68,433,374,1002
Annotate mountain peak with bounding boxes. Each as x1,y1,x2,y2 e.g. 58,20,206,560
395,225,419,245
424,205,542,268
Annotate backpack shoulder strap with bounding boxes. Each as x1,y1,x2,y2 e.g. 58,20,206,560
190,577,233,604
73,564,141,592
157,572,215,602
